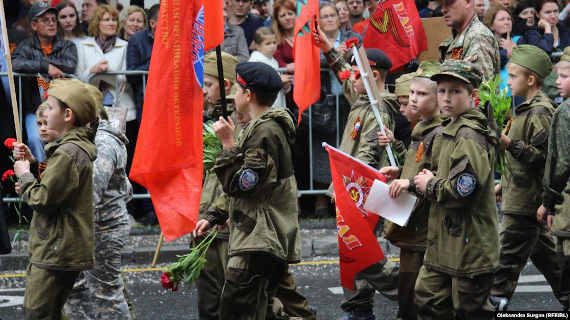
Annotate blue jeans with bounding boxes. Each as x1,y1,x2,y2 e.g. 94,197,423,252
25,113,45,162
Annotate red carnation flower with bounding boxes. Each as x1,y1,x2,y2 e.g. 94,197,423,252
475,95,481,107
339,70,351,81
161,272,178,291
4,138,16,149
354,70,361,79
345,38,358,49
1,170,15,182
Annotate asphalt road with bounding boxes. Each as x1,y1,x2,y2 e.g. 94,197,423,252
0,260,564,320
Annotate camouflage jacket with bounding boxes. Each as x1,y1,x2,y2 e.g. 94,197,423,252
19,127,96,271
93,120,133,229
213,108,301,263
439,15,500,81
543,99,570,237
502,91,554,217
424,108,500,276
384,115,444,250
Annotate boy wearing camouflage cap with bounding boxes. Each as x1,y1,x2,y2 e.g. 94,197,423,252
490,45,563,310
380,61,443,320
315,25,399,320
537,46,570,311
413,60,500,318
13,78,98,319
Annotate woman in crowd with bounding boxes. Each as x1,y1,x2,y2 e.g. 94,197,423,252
310,2,361,218
512,1,536,37
484,4,519,92
518,0,570,56
56,1,85,45
119,5,147,41
335,0,351,31
75,5,137,154
272,0,296,71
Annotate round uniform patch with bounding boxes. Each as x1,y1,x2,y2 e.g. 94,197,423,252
456,173,477,197
239,169,259,192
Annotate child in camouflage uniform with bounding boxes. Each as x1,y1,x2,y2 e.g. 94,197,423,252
537,46,570,311
14,78,98,320
314,25,399,320
413,60,500,319
490,45,563,310
63,86,133,319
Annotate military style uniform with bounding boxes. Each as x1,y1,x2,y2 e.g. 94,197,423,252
489,45,562,307
64,119,133,319
439,15,500,81
414,61,500,319
323,47,399,315
18,79,99,320
543,95,570,310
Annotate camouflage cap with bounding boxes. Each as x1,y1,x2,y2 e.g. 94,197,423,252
48,78,98,126
414,61,441,79
431,59,483,88
510,45,552,79
560,46,570,63
204,51,239,83
395,72,415,97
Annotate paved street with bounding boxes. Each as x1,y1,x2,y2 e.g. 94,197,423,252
0,259,564,319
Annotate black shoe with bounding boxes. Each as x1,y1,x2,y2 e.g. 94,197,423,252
489,296,508,311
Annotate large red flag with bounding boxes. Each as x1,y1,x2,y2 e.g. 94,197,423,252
204,0,224,50
293,0,320,124
130,0,223,241
324,143,386,290
363,0,427,71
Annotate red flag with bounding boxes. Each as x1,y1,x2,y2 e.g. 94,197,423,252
293,0,320,124
324,143,385,290
130,0,221,241
363,0,427,71
204,0,224,50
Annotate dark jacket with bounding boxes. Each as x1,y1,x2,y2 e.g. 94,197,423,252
126,29,154,121
12,35,77,113
517,23,570,56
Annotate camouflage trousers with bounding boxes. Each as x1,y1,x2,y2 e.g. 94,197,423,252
557,237,570,310
219,253,315,320
415,266,495,320
23,264,79,320
491,214,562,302
397,249,424,320
63,223,131,319
340,258,399,313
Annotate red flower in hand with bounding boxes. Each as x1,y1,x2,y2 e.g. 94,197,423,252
161,272,178,291
2,170,15,182
345,38,358,49
475,95,481,107
4,138,16,149
339,70,351,81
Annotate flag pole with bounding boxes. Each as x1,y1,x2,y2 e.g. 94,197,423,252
151,232,164,267
0,0,22,143
215,46,228,119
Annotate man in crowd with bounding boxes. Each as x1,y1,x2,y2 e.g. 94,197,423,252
439,0,500,81
227,0,265,47
81,0,109,33
347,0,366,26
12,2,77,163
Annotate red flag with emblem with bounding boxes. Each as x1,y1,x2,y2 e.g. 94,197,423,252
130,0,222,241
293,0,320,124
363,0,427,71
324,143,385,290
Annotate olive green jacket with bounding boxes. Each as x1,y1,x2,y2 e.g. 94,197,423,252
200,171,229,240
424,108,500,276
213,108,300,263
384,116,444,251
543,99,570,237
502,91,554,216
19,127,96,271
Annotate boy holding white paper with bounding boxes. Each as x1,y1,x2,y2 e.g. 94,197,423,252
378,61,442,320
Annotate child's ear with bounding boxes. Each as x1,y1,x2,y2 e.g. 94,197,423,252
64,108,75,124
245,88,253,102
224,79,232,93
372,70,380,81
527,74,537,87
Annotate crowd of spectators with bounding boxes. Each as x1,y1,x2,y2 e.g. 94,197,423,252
3,0,570,220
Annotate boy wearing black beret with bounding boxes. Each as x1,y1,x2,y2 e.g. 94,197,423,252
194,62,308,319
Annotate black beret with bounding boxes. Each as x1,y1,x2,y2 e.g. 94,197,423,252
351,48,392,70
236,62,282,93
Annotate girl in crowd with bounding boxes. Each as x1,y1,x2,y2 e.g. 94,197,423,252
56,1,85,45
272,0,296,71
335,0,351,32
518,0,570,56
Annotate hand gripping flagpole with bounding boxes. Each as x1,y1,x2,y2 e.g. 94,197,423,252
351,45,398,167
0,0,22,143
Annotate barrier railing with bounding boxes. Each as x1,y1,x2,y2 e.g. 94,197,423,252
1,69,392,203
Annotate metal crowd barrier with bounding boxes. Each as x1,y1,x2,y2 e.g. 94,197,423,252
1,69,391,204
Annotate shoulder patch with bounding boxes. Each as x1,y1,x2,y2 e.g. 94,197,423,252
456,173,477,197
239,169,259,192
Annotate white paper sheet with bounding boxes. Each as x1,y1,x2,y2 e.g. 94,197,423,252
363,179,417,227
